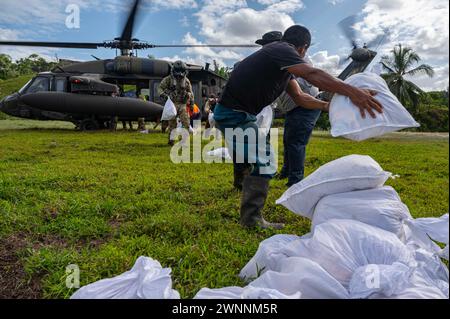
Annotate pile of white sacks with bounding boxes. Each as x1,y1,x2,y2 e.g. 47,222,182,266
72,155,448,299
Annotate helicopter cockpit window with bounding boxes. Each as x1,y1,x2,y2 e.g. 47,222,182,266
26,77,50,93
18,80,33,94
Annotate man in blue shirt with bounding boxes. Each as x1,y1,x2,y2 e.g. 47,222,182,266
215,25,382,230
276,58,321,187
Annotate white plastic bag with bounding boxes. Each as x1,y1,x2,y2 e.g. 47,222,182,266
194,286,300,299
70,257,180,299
387,269,448,299
239,234,300,281
349,262,414,299
249,257,349,299
161,97,177,121
255,105,273,135
208,112,215,128
312,187,412,238
281,220,416,287
404,214,449,258
276,155,392,219
330,72,420,141
206,147,232,161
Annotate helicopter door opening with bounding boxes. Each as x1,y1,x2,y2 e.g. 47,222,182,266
53,77,68,92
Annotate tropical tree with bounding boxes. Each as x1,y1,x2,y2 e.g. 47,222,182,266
0,54,18,79
213,60,231,80
380,44,434,115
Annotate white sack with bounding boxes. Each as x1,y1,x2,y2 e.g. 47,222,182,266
407,213,449,244
255,105,273,135
403,214,449,258
349,262,414,299
208,112,215,128
194,286,300,299
161,97,177,121
330,72,420,141
206,147,232,161
312,187,412,238
276,155,392,219
280,220,415,287
249,257,349,299
387,269,448,299
239,234,300,281
70,256,180,299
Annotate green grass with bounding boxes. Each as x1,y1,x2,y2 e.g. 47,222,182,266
0,120,448,299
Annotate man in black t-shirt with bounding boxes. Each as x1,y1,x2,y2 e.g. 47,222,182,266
214,25,383,230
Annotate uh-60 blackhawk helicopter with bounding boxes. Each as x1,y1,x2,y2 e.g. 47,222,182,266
0,0,259,131
0,2,387,130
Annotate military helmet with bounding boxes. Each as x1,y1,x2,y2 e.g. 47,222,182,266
171,60,188,78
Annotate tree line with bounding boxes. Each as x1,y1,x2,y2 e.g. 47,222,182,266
0,54,57,80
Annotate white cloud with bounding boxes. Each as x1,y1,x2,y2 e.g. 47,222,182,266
0,28,58,61
356,0,449,61
148,0,197,10
406,64,449,91
309,51,341,75
195,0,302,44
328,0,344,5
161,0,305,70
343,0,449,90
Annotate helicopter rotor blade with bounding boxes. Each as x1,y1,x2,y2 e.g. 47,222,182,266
338,15,358,49
120,0,142,42
338,55,351,67
365,29,391,50
148,44,260,48
0,41,103,49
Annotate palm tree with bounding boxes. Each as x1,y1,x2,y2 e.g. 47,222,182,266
380,44,434,115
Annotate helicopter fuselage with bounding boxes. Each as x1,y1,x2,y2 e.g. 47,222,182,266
0,57,227,130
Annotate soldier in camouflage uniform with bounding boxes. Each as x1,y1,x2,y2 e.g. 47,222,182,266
158,60,194,145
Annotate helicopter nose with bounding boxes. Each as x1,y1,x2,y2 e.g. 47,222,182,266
0,98,6,112
0,94,19,116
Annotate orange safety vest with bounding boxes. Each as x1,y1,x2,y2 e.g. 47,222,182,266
186,104,200,117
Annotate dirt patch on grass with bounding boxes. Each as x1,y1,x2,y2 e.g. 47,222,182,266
0,235,42,299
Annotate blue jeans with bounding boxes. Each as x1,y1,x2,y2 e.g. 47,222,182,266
214,104,276,179
281,107,321,186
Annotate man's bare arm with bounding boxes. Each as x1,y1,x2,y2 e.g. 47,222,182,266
286,79,329,111
287,63,383,118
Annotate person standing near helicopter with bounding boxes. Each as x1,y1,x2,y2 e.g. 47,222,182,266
158,60,195,146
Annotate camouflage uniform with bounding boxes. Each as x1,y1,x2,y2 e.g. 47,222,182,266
158,74,194,134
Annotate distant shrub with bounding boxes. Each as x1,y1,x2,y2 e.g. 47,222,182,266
415,108,449,132
315,112,331,131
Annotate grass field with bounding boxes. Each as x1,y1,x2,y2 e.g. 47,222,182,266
0,119,448,299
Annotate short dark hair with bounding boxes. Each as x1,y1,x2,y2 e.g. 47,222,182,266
282,25,311,48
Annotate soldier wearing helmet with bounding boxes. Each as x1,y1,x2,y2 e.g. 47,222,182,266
158,60,195,145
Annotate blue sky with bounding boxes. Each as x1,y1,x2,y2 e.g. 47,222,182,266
0,0,448,90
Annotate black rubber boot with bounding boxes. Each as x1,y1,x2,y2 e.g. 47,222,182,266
233,164,252,190
240,176,284,230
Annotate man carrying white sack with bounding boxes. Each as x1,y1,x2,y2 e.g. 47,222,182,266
214,25,383,230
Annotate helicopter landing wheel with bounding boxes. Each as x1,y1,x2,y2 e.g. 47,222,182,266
79,119,100,131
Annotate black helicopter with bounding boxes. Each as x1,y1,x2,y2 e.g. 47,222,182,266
336,15,389,80
314,14,389,103
0,0,258,130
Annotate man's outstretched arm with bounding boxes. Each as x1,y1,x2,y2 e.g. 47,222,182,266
285,79,329,111
287,63,383,118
